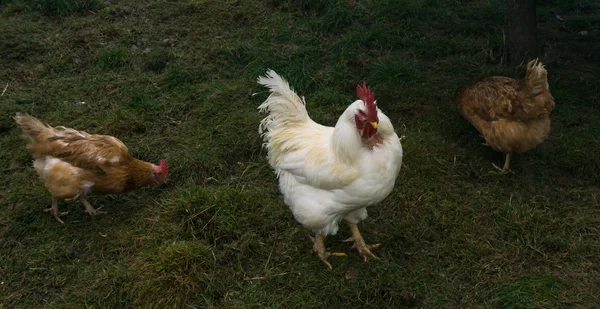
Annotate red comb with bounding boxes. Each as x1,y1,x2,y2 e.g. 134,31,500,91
357,81,377,119
159,160,169,177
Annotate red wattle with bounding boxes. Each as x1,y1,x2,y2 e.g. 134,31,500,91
361,124,376,139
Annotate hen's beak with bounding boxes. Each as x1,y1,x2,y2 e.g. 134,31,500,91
369,122,378,129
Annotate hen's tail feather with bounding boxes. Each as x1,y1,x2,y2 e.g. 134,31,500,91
257,70,310,135
14,113,51,140
524,59,549,95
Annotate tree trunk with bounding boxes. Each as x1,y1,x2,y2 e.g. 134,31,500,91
505,0,538,66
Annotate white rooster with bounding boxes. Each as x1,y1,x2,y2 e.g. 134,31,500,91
258,70,403,269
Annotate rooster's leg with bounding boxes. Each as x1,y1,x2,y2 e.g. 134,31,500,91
344,224,380,261
80,196,105,216
44,197,68,224
311,234,346,269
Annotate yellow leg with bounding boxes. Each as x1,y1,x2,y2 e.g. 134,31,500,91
311,234,346,269
345,224,381,261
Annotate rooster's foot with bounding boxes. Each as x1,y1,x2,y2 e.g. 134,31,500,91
345,224,380,261
311,234,346,269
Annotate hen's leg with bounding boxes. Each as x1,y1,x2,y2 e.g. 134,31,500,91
344,224,380,261
491,152,512,173
311,234,346,269
80,196,105,216
44,197,68,224
503,152,512,171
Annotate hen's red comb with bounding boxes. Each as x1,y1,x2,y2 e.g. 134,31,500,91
159,160,169,177
357,81,377,118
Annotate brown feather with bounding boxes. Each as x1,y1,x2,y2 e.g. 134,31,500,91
454,59,554,155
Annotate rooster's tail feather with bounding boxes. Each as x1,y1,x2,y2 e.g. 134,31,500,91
258,70,310,135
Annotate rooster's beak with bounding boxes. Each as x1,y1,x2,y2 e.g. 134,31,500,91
370,122,378,129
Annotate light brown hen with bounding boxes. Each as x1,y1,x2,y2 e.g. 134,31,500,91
454,59,555,172
14,114,169,223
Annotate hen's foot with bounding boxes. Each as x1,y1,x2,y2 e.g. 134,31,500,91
311,234,346,270
345,224,380,261
44,197,68,224
80,197,105,216
84,205,105,216
44,207,69,224
490,153,512,174
490,163,511,174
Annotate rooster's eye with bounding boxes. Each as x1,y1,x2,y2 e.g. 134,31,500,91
356,110,368,122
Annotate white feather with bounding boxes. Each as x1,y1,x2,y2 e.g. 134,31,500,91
81,181,95,195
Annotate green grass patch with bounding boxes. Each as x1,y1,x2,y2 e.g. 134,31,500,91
97,46,129,69
1,0,599,308
488,274,559,308
22,0,102,16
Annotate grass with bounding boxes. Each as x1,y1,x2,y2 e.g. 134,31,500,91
1,0,599,308
1,0,102,16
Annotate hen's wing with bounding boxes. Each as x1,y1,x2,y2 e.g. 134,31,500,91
455,76,520,124
40,127,131,173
